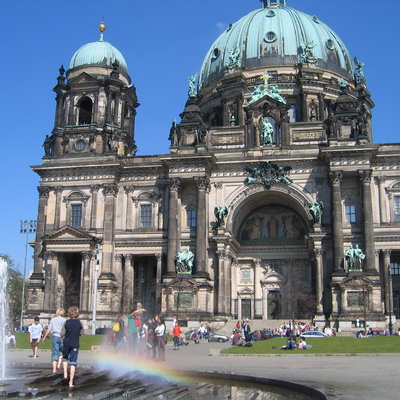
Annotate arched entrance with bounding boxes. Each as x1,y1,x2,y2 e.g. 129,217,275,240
227,189,316,320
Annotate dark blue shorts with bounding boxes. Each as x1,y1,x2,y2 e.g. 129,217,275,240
62,346,79,366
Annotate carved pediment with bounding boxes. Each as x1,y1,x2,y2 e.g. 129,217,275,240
43,225,98,244
238,286,254,295
167,279,198,289
68,72,100,85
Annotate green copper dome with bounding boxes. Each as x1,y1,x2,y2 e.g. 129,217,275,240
199,3,354,88
69,38,129,76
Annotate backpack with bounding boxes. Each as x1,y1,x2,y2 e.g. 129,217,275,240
112,322,120,332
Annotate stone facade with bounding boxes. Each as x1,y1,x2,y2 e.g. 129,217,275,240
27,4,400,333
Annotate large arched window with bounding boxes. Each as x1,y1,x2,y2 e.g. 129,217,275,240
78,97,92,125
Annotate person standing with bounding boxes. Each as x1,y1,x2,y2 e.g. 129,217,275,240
172,322,181,350
42,308,66,373
154,316,166,361
61,306,84,389
127,304,146,354
28,317,43,358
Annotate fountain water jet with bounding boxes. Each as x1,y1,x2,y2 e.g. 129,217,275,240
0,258,8,380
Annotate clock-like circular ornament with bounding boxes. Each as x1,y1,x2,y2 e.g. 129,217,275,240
75,139,86,151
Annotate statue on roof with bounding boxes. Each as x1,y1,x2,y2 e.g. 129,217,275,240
188,74,198,98
226,47,242,70
354,57,366,84
299,41,317,64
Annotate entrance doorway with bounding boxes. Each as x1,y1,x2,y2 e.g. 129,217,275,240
267,291,281,319
62,253,82,310
241,299,251,319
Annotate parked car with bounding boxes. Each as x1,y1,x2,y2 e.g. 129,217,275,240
15,326,29,333
299,331,325,338
95,327,112,335
208,333,229,343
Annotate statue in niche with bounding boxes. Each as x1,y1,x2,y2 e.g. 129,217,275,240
176,248,194,274
214,205,228,228
308,201,324,225
259,117,274,145
345,244,365,271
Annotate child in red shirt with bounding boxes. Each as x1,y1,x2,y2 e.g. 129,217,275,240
172,323,181,350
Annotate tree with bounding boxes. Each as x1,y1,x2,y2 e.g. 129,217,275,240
284,259,317,322
0,254,23,329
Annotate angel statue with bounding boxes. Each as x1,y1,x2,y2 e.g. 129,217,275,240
176,248,194,274
214,205,228,228
308,201,324,225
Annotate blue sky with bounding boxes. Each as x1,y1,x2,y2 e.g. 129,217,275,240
1,0,399,272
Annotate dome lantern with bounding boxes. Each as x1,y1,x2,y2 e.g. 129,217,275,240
261,0,286,7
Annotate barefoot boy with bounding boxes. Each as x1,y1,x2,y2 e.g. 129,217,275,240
61,306,84,388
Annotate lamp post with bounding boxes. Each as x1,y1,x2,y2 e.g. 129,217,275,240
19,220,36,329
388,263,393,335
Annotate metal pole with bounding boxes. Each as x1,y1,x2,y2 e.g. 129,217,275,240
388,263,393,335
91,244,100,335
19,220,36,329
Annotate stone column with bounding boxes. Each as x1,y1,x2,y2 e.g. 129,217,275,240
313,248,324,315
124,186,134,231
377,176,388,224
167,178,181,274
237,96,244,126
155,253,162,311
106,91,112,124
113,254,123,311
302,92,308,122
217,250,226,315
54,186,63,229
90,185,99,230
113,94,120,125
33,187,50,275
123,254,134,313
55,93,65,128
254,259,262,318
359,170,377,273
194,176,210,277
43,251,57,310
80,251,93,312
383,250,391,314
329,171,345,273
101,183,119,276
68,94,75,125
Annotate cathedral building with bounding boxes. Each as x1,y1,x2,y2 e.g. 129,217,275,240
27,0,400,333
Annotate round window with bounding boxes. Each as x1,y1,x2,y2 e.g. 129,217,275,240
326,39,335,50
75,139,86,151
312,15,320,23
266,10,276,17
264,31,277,43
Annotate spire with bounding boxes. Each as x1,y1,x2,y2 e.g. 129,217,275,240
261,0,286,8
98,20,106,41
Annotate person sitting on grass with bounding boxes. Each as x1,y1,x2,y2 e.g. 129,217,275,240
297,337,307,350
280,335,297,350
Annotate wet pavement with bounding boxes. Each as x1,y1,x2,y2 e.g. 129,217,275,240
4,340,400,399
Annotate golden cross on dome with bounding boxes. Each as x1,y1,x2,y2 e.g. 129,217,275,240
262,71,272,86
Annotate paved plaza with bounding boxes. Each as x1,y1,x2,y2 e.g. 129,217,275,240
6,341,400,399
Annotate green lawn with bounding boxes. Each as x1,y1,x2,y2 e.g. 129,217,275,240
14,333,106,351
222,336,400,355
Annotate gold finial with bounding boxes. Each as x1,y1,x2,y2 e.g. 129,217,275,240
98,21,106,33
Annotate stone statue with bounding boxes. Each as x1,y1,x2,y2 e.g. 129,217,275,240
244,161,292,189
188,75,198,98
354,57,366,84
226,47,241,70
43,135,53,156
345,244,365,271
309,201,324,225
299,41,317,64
169,120,179,146
259,117,274,145
214,205,228,228
176,248,194,274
